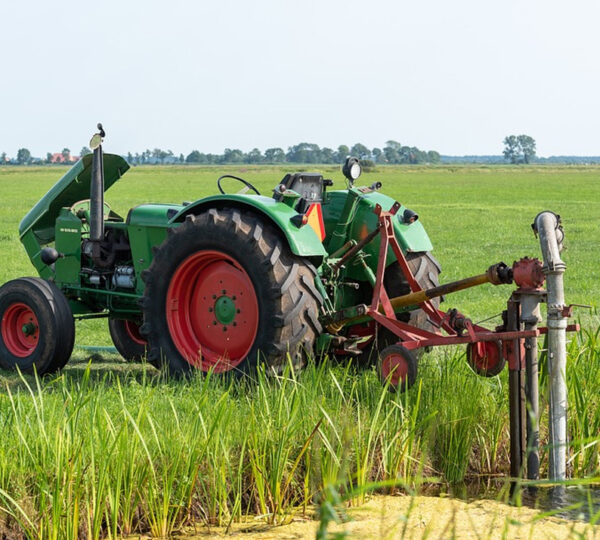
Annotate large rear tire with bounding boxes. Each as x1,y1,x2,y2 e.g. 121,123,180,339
0,277,75,374
140,208,323,376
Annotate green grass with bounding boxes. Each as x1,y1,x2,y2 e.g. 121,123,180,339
0,164,598,537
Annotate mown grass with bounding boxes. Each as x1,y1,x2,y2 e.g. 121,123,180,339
0,164,599,537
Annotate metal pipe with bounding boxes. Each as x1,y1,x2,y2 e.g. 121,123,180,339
89,124,105,243
519,291,543,481
533,211,567,481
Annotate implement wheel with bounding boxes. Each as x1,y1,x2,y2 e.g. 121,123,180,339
466,340,505,377
0,278,75,374
378,344,417,392
140,208,323,375
109,319,147,362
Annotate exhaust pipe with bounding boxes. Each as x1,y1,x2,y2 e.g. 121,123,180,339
89,123,105,243
533,211,567,481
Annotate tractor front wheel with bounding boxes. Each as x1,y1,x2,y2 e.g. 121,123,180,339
108,318,147,362
140,208,323,376
0,278,75,374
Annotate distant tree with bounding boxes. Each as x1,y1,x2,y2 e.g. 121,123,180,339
286,143,322,163
320,147,335,163
0,152,6,164
503,134,536,164
127,152,133,163
335,145,350,163
186,150,201,163
264,147,285,163
62,148,71,162
179,153,184,163
518,135,536,164
503,135,519,163
350,143,371,160
427,150,441,163
46,152,52,164
16,148,31,164
222,148,244,163
383,141,401,163
372,147,385,163
246,148,263,163
80,146,92,157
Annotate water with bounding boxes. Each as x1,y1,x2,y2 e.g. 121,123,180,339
520,485,600,523
425,480,600,523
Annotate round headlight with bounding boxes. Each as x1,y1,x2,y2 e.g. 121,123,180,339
342,156,362,184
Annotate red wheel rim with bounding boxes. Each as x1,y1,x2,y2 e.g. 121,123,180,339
124,320,146,346
381,352,409,387
1,302,40,357
166,250,259,372
469,341,501,372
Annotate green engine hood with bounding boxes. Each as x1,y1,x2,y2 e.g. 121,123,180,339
19,153,130,245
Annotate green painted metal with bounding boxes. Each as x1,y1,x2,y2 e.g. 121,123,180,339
215,296,236,324
55,209,82,286
126,204,178,294
19,153,129,245
322,189,433,281
170,195,328,258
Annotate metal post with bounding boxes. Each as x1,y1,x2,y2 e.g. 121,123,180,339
518,292,543,481
507,297,526,482
533,211,567,481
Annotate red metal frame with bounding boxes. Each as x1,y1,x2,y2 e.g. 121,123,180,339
366,204,579,361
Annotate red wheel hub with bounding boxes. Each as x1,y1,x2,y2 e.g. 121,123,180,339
1,303,40,357
381,352,409,387
468,341,502,373
166,250,259,372
124,320,146,346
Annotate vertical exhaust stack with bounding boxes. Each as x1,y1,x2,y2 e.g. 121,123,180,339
89,123,106,244
533,211,567,481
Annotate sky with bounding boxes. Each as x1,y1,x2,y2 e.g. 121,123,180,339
1,0,599,158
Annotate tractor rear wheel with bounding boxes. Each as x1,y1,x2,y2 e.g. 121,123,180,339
108,318,147,362
0,277,75,374
140,208,323,376
354,251,442,366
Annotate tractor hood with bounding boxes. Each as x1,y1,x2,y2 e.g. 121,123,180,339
19,153,130,245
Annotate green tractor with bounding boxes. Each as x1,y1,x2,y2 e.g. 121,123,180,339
0,125,441,387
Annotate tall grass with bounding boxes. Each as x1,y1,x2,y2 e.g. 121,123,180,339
0,330,597,538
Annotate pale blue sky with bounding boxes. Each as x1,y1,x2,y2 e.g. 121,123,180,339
1,0,599,157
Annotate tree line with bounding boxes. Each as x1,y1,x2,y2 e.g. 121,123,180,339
1,141,441,166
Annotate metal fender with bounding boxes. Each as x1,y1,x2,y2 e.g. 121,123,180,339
169,194,328,259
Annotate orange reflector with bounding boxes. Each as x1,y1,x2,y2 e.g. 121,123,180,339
306,203,326,242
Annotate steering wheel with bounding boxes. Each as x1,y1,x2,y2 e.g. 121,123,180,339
217,175,261,196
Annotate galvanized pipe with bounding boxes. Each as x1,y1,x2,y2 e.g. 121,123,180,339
90,136,105,242
533,211,567,481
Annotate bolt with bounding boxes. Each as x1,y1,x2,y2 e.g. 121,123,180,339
236,309,241,314
232,295,236,300
213,320,217,325
222,289,226,294
223,326,227,332
208,307,213,312
212,294,217,299
233,322,237,327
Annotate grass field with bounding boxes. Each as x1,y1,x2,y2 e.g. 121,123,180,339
0,164,598,538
